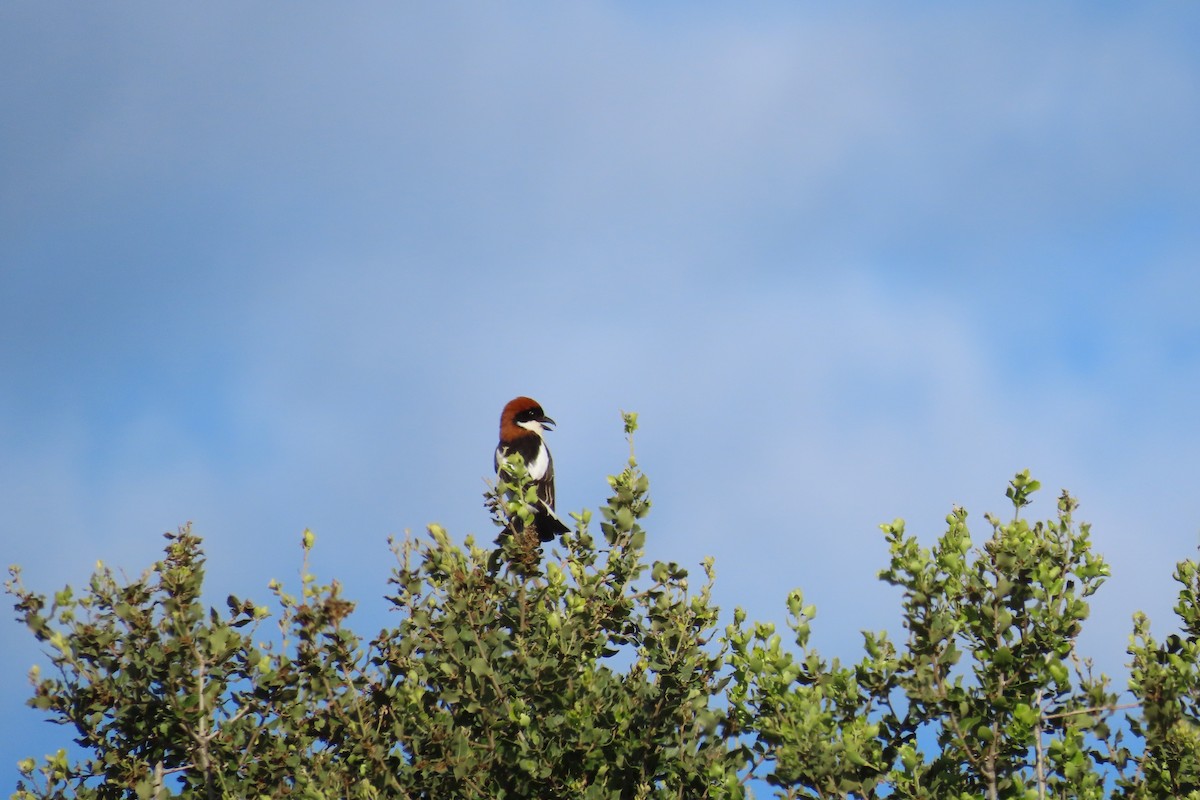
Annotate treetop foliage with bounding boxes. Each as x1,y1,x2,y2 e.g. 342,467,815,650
7,414,1200,799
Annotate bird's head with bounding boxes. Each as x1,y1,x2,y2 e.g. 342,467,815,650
500,396,556,438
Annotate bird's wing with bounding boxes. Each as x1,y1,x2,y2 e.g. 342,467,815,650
539,446,555,510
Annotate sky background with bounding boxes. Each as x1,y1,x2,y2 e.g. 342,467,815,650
3,2,1200,788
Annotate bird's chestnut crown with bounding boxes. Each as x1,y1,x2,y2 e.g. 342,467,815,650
500,396,555,436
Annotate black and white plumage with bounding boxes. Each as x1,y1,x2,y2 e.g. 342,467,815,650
495,396,570,542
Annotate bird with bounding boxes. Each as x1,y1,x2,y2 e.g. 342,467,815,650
494,396,570,542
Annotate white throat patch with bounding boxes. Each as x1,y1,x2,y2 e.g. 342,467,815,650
516,419,545,436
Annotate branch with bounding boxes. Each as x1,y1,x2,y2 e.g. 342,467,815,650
1043,702,1138,721
1034,688,1046,800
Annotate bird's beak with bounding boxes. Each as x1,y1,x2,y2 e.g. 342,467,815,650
540,415,556,430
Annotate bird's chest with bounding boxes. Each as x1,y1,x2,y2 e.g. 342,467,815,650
496,439,551,480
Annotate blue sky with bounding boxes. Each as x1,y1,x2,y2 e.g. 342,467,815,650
3,2,1200,786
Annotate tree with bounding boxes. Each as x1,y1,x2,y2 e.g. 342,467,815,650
8,417,1200,799
8,413,744,800
726,471,1200,799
